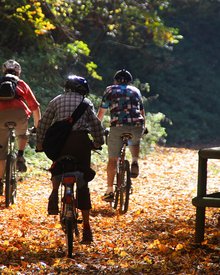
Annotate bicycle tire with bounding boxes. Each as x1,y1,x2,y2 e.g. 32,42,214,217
5,154,16,207
113,174,120,210
113,159,128,211
119,160,131,214
65,219,73,258
11,157,17,204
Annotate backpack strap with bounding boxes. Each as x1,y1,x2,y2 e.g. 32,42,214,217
70,100,89,125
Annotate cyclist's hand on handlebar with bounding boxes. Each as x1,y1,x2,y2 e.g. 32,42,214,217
104,128,110,137
143,127,148,135
36,143,43,153
29,126,37,134
92,142,102,151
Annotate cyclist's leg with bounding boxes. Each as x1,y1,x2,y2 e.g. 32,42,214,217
102,127,123,201
48,175,60,215
14,109,29,172
102,157,117,201
77,186,93,243
129,144,140,178
127,126,144,178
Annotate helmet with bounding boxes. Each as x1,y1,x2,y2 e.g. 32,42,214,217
2,59,21,76
65,75,89,96
113,69,133,84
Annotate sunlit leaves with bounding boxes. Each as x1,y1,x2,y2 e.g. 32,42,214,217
15,1,55,35
0,147,220,273
66,40,90,57
86,62,102,80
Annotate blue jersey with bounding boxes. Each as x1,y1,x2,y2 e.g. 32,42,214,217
100,84,144,126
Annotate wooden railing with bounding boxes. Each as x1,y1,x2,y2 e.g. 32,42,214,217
192,147,220,243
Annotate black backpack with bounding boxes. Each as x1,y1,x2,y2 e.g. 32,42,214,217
0,74,19,101
42,100,89,161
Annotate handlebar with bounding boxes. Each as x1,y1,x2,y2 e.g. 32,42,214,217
29,126,37,134
35,148,43,153
143,127,148,135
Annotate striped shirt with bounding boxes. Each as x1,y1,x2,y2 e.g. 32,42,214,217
37,92,104,145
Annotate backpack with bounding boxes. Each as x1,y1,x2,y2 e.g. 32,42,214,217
0,74,19,101
42,100,89,161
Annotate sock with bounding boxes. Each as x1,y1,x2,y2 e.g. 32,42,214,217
106,187,113,194
17,150,24,157
132,157,138,163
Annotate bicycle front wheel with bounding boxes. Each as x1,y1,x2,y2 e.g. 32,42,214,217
119,160,131,214
5,154,17,207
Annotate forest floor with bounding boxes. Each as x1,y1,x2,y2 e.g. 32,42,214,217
0,146,220,274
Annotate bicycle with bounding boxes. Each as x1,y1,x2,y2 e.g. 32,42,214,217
56,156,85,258
4,121,17,207
105,130,133,214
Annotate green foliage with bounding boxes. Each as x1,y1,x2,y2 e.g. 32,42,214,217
146,0,220,145
25,145,52,172
3,0,208,147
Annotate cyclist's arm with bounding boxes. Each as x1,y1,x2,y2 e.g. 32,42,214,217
97,107,107,121
32,107,41,128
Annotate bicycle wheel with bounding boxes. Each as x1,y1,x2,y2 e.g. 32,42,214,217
113,173,120,210
5,154,16,207
119,160,131,214
11,157,17,204
65,218,73,258
113,159,128,211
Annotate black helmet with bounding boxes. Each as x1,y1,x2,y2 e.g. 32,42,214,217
113,69,133,84
65,75,90,96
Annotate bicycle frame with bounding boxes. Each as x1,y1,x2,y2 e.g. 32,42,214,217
4,121,17,207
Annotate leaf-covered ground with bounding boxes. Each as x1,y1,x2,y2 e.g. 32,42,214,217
0,146,220,274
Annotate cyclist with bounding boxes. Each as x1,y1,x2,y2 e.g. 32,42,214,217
97,69,145,202
36,74,104,243
0,59,41,195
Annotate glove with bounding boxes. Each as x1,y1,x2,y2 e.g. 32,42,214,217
29,126,37,134
92,142,102,150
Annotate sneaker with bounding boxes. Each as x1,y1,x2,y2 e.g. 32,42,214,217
16,156,27,172
0,180,3,195
102,192,114,202
81,227,93,244
131,161,139,178
48,192,59,215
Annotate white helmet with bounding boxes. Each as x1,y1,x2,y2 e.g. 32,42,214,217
2,59,21,76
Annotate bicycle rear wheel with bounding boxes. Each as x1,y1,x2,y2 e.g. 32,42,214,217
65,218,73,258
119,160,131,214
5,154,17,207
113,175,120,210
61,201,79,257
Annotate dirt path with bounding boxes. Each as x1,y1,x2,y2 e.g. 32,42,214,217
0,146,219,274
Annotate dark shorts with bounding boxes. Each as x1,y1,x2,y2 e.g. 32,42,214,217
50,131,94,210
